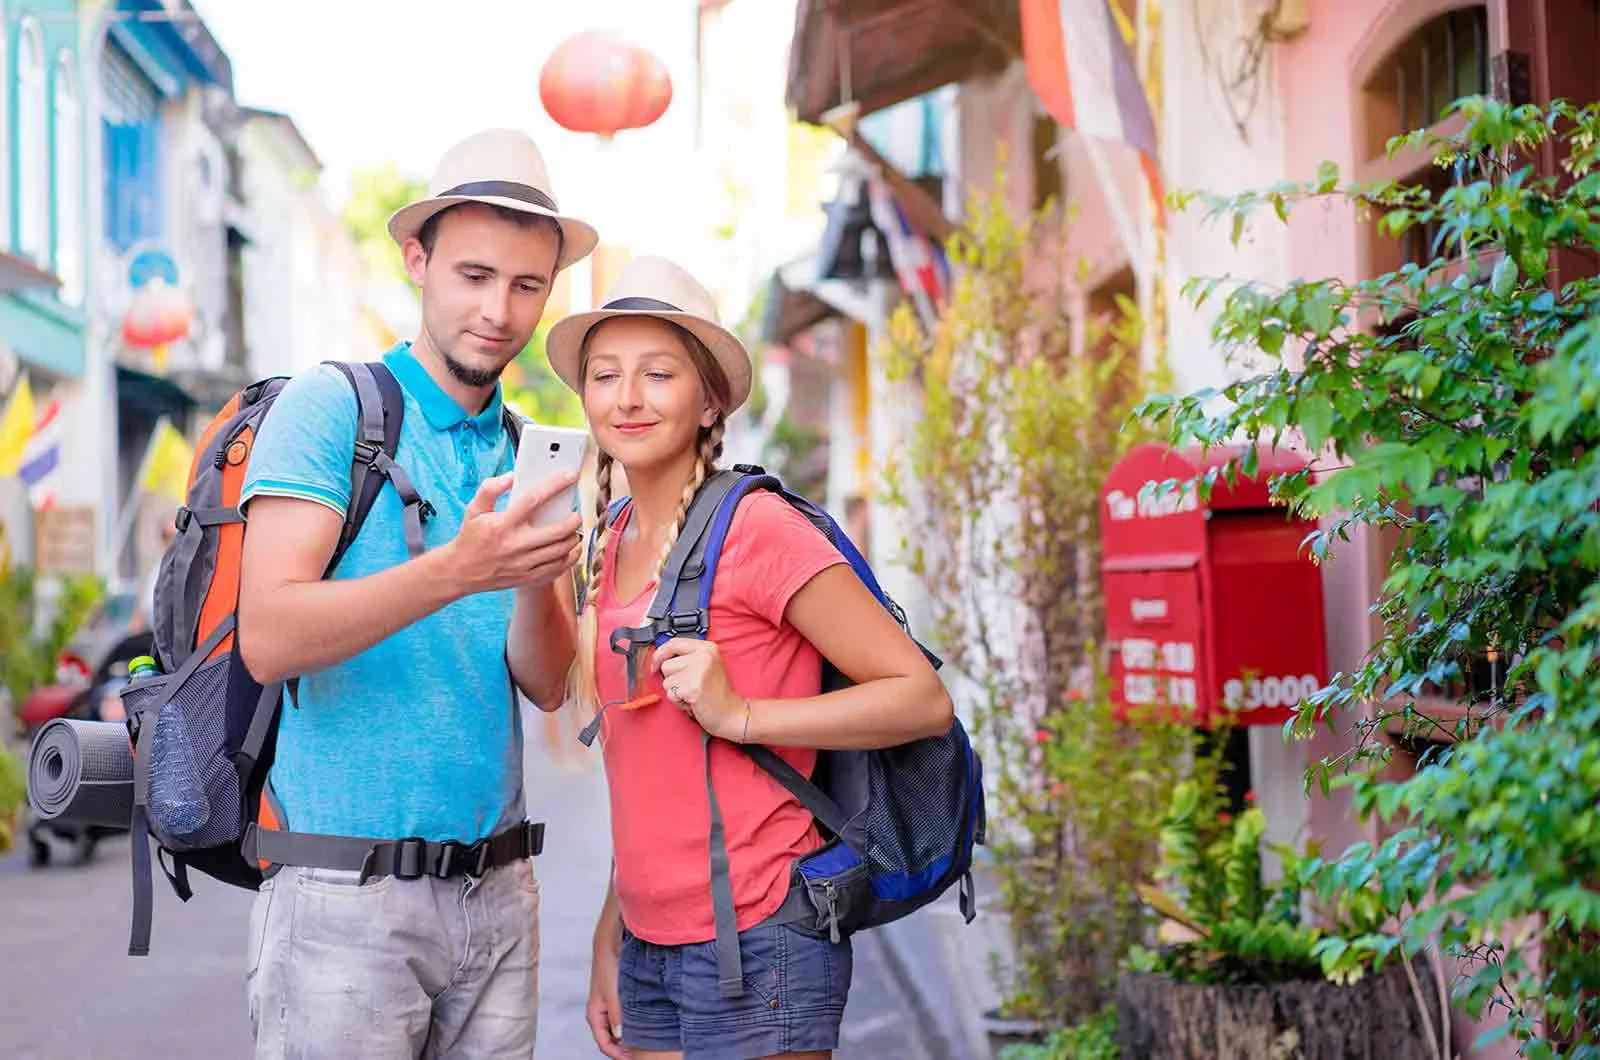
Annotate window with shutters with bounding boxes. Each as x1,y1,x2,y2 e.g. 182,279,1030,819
54,51,84,304
1358,5,1491,274
100,38,163,252
0,0,10,249
17,17,48,263
1361,6,1490,159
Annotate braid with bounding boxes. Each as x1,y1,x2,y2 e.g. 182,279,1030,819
654,416,725,578
588,450,615,601
569,447,615,717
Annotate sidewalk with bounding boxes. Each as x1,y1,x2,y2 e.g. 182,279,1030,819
875,864,1012,1060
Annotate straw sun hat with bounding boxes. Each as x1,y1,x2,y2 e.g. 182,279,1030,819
545,255,753,413
387,129,599,271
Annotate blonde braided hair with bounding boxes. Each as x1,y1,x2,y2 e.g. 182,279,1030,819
652,417,726,576
568,319,733,721
570,448,616,713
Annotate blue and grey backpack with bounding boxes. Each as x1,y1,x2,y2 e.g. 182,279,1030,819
585,465,987,998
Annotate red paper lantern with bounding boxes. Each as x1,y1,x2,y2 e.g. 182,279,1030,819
539,31,672,139
121,279,193,349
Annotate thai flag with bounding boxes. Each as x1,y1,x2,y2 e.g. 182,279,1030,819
866,175,949,330
18,399,61,511
1021,0,1164,220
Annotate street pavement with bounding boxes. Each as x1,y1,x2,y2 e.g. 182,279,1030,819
0,716,940,1059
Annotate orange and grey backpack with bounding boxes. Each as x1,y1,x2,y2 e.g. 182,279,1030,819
119,361,528,956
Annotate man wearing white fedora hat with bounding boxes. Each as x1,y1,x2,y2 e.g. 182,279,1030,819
236,129,597,1058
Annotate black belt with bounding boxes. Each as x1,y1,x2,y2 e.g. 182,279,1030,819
243,820,545,884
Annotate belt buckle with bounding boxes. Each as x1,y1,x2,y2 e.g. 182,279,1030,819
393,837,427,880
434,840,463,879
526,821,546,858
469,839,492,878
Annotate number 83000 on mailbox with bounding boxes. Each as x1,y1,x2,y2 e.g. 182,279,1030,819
1100,443,1328,727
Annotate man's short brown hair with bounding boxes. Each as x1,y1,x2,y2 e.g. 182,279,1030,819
416,203,565,263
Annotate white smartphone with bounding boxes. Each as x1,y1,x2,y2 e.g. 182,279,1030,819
512,423,590,528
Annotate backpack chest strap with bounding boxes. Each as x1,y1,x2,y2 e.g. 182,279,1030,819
602,469,762,703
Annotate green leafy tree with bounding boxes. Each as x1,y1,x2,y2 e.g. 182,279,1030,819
882,176,1193,1025
503,326,584,428
342,162,428,290
1141,97,1600,1056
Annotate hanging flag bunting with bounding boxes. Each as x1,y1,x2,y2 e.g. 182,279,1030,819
18,398,62,511
1021,0,1164,220
865,175,949,331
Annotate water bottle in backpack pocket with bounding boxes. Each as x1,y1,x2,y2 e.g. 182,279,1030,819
147,700,211,838
123,653,243,853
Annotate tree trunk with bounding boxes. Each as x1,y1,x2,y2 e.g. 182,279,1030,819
1116,961,1440,1060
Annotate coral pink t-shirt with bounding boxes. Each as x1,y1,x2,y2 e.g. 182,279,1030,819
594,490,846,945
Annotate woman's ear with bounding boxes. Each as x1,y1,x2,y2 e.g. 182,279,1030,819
700,406,719,429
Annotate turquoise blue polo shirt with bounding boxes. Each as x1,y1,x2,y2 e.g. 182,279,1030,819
240,343,524,843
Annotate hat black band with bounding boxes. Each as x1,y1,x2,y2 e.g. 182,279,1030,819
438,180,559,212
602,296,683,313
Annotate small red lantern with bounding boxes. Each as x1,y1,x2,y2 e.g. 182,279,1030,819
121,279,193,349
539,30,672,139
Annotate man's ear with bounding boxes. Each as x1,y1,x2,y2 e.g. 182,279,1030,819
402,237,429,287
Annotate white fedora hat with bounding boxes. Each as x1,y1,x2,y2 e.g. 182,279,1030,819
546,256,753,412
387,129,599,271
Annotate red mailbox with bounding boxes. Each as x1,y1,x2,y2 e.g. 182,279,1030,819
1100,443,1327,727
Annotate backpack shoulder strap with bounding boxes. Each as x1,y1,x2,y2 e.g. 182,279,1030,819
606,469,774,690
324,361,432,573
501,405,524,451
649,469,779,626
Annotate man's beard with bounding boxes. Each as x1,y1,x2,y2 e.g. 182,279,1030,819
441,347,505,389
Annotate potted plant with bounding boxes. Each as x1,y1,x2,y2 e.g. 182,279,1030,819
1118,766,1446,1059
0,526,104,854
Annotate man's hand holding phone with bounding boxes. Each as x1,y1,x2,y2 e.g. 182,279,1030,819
446,471,583,595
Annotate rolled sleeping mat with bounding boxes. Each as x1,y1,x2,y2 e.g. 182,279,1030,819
28,718,135,829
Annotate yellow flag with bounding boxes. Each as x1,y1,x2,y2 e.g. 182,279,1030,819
0,377,35,476
140,420,195,502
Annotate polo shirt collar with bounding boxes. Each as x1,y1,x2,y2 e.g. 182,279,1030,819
383,342,505,437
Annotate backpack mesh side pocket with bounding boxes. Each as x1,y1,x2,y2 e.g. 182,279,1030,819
127,655,242,852
863,734,967,878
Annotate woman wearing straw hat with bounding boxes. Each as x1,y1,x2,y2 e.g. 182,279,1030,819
547,256,953,1060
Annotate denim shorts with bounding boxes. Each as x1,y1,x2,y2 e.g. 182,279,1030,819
619,922,853,1059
